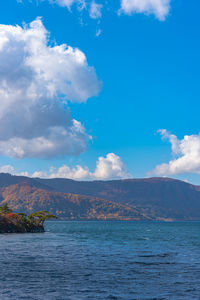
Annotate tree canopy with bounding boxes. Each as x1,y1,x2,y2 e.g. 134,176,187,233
0,204,57,232
0,203,13,214
28,210,57,226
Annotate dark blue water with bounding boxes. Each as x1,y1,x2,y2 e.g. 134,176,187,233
0,221,200,299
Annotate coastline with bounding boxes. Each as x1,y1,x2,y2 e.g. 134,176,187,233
0,215,44,233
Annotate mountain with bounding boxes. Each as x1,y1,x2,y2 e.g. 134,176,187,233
0,173,200,220
0,182,145,220
36,176,200,220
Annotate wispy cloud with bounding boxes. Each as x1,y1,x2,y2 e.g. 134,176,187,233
89,1,102,19
18,0,171,21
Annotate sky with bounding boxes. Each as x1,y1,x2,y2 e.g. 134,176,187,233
0,0,200,183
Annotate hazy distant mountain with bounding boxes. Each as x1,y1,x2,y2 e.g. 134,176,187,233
0,173,200,220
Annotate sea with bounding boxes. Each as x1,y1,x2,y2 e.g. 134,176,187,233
0,221,199,300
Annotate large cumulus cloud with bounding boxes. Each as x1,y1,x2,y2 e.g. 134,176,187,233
0,18,101,158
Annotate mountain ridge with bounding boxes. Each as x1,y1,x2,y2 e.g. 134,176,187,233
0,173,200,220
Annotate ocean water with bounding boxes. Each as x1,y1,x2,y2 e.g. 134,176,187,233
0,221,199,300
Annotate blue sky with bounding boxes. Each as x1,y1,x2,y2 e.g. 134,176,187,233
0,0,200,183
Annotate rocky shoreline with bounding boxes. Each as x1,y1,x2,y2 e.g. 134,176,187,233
0,215,45,233
0,204,56,234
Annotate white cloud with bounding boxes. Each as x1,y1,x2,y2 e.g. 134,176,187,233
18,1,170,21
95,28,102,37
93,153,130,180
89,1,102,19
0,18,101,159
0,153,131,180
53,0,76,8
0,165,17,174
51,0,87,11
157,129,180,154
151,130,200,176
0,165,29,177
35,152,131,180
52,0,103,19
120,0,170,21
32,164,90,180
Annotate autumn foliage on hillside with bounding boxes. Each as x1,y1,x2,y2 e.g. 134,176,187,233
1,174,200,220
0,183,145,221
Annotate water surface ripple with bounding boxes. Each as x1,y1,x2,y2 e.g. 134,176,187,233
0,221,199,299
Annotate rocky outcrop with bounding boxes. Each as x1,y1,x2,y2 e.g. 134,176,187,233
0,215,44,233
0,214,44,233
